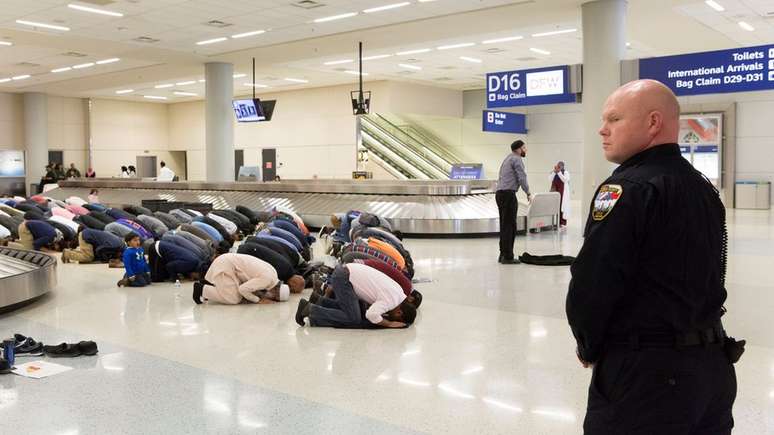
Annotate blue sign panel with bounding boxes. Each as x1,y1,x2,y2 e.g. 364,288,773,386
486,65,577,108
482,110,527,134
640,44,774,96
450,164,483,180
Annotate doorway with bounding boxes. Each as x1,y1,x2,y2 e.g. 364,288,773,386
48,150,63,166
234,149,244,181
136,156,157,178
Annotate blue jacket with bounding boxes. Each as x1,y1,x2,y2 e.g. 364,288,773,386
123,247,149,277
162,233,208,262
264,226,303,252
192,221,223,243
83,228,123,249
26,220,57,250
157,240,203,275
269,219,308,247
255,232,299,253
116,219,154,241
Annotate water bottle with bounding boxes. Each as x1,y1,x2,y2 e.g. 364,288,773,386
174,279,181,288
2,339,14,366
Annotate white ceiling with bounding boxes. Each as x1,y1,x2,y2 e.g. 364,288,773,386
0,0,769,102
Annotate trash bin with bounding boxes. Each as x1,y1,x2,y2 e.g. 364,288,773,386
735,181,771,210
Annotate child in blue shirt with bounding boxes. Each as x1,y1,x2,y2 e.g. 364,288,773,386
118,233,151,287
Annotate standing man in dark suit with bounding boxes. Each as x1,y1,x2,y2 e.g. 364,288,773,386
495,140,531,264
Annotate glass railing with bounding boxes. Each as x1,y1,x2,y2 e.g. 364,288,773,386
363,115,452,175
360,119,447,179
371,114,465,167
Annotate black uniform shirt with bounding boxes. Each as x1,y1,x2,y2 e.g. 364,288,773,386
566,144,727,363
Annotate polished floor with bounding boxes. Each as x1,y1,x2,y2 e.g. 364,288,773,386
1,205,773,434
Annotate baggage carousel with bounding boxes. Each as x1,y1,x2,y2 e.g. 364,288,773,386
0,247,57,312
51,179,530,236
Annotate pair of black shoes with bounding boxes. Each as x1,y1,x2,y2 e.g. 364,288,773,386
498,255,520,265
42,341,98,358
14,334,44,356
295,299,311,326
192,279,214,305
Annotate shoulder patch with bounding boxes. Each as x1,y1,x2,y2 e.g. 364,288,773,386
592,184,623,221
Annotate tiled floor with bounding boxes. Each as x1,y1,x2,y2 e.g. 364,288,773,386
0,206,772,434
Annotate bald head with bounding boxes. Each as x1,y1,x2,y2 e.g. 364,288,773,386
598,79,681,164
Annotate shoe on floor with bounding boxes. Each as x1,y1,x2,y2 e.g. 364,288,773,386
295,299,310,327
14,336,44,356
77,341,98,356
43,343,81,358
499,258,521,265
108,259,123,268
117,278,129,287
308,290,321,305
192,281,204,305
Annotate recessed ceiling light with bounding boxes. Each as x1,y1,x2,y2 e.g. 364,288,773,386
460,56,482,63
96,58,120,65
198,79,206,83
67,3,124,17
176,81,196,86
437,42,475,50
232,73,247,79
244,83,269,88
398,63,422,70
284,77,309,83
324,59,353,65
11,75,30,80
705,0,725,12
51,67,72,73
155,84,173,89
626,42,632,47
344,70,368,75
196,37,228,45
532,28,578,37
363,54,392,61
72,62,94,69
738,21,754,31
115,89,134,94
482,36,523,44
231,30,266,39
314,12,358,23
0,78,12,83
396,48,432,55
16,20,70,31
529,47,551,55
144,95,167,100
363,2,411,13
173,91,198,96
0,41,13,47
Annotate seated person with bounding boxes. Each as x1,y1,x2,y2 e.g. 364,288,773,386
295,264,416,329
62,228,123,264
148,239,207,283
192,253,289,305
118,233,151,287
236,242,305,293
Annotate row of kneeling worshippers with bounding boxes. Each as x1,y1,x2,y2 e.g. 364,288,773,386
293,210,421,329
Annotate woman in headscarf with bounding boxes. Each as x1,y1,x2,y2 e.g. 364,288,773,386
549,161,570,227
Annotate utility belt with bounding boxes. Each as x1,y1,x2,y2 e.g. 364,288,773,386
607,322,745,363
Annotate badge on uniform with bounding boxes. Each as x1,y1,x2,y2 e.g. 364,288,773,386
592,184,623,221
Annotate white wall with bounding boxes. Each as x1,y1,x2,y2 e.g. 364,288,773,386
48,96,88,172
0,93,24,151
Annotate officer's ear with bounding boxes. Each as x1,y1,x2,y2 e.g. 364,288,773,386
647,110,664,135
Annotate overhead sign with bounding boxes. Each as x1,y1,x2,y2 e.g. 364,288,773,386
482,110,527,134
640,44,774,96
0,150,24,177
450,164,483,180
486,65,576,108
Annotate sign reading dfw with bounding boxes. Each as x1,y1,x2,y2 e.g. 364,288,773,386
486,65,576,108
640,44,774,96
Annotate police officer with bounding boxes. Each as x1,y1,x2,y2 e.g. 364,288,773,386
566,80,742,434
495,140,531,264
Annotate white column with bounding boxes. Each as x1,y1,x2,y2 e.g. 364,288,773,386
205,62,234,182
23,93,48,195
580,0,626,227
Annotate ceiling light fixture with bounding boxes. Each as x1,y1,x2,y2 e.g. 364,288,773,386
244,83,269,88
0,78,12,83
705,0,725,12
362,54,392,61
173,91,197,96
96,58,120,65
344,70,368,75
143,95,167,100
231,30,266,39
738,21,755,31
15,20,70,31
313,12,358,23
155,84,173,89
398,63,422,70
67,3,124,17
198,79,206,83
176,81,196,86
460,56,482,63
196,37,228,45
0,41,13,46
529,47,551,55
72,62,94,69
396,48,431,55
11,75,30,80
482,36,523,44
233,73,247,78
323,59,353,65
437,42,475,50
284,77,309,83
363,2,411,13
115,89,134,94
51,67,72,73
532,28,578,37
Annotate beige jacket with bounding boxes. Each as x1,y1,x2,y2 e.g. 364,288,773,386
204,253,279,303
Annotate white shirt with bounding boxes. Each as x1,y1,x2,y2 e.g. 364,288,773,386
48,215,79,234
158,166,175,182
120,171,130,178
345,263,406,324
0,224,10,239
207,213,238,235
66,196,87,207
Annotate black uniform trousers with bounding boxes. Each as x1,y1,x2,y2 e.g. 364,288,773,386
584,344,736,435
495,189,518,260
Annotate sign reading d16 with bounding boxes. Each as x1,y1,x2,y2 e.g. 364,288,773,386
486,65,576,108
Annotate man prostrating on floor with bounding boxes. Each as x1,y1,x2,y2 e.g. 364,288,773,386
295,263,416,329
192,253,289,305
